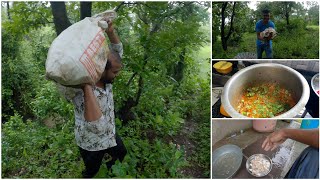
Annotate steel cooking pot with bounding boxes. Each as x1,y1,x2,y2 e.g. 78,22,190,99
221,63,310,118
306,73,319,117
311,73,319,97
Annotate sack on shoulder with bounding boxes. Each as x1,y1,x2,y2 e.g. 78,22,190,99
46,10,116,86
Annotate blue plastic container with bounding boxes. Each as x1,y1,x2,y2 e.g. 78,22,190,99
300,119,319,129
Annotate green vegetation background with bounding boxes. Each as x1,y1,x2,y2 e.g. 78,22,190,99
212,2,319,59
1,2,211,178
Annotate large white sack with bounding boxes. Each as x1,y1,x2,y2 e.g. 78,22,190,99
46,10,116,86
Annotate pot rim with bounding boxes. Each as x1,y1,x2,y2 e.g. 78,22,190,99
311,73,319,97
221,63,310,118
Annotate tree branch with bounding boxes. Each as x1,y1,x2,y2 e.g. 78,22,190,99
50,2,72,35
137,11,149,25
38,12,51,24
6,2,11,20
226,2,236,40
114,2,125,12
80,2,92,20
134,75,144,106
126,72,138,86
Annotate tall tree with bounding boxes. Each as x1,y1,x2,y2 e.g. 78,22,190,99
50,2,72,35
212,3,221,44
275,2,298,25
220,2,236,51
114,2,209,122
256,2,302,25
2,2,52,35
80,2,92,20
307,4,319,25
6,2,11,20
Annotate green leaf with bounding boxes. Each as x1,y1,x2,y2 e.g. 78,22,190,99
66,149,73,155
155,115,163,124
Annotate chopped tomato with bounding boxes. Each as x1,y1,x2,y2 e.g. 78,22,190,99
237,83,296,118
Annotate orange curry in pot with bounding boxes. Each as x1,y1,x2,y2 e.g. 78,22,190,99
237,83,296,118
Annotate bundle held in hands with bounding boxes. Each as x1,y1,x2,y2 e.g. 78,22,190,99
260,27,277,40
46,10,116,86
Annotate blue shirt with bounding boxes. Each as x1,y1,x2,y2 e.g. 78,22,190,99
255,20,275,47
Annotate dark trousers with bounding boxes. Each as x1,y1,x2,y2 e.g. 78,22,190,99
285,146,319,179
257,44,273,59
79,135,127,178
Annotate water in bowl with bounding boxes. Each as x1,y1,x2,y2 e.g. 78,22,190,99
212,153,241,178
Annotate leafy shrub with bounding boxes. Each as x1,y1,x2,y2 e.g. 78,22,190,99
2,113,83,178
273,25,319,59
2,27,56,122
30,82,74,122
276,18,307,33
1,30,37,121
106,138,187,178
182,76,211,176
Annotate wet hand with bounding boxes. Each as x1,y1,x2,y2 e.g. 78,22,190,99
262,130,287,151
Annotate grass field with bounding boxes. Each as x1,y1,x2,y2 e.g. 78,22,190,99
306,25,319,30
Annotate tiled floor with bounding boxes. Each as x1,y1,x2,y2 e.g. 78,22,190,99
212,120,308,179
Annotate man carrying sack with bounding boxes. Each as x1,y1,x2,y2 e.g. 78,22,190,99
72,20,126,178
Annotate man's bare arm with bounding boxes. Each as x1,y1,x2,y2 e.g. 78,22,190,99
82,84,102,121
283,128,319,148
262,128,319,151
105,20,120,44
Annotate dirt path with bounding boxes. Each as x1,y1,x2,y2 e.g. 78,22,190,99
171,119,207,178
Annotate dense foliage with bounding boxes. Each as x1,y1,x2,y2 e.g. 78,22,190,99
212,1,319,59
2,2,211,178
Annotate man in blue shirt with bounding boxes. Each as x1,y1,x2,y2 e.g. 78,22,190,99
255,9,275,59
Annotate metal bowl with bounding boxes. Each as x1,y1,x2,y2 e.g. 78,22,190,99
212,144,243,179
246,154,272,177
221,63,310,118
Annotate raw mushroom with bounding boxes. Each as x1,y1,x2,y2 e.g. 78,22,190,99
249,156,271,176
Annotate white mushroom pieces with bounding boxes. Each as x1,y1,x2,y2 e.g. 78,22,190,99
249,155,271,176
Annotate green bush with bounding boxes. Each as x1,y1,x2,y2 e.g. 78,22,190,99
30,82,74,122
1,27,56,121
184,76,211,176
273,24,319,59
2,113,83,178
1,30,35,121
107,138,187,178
276,18,307,33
